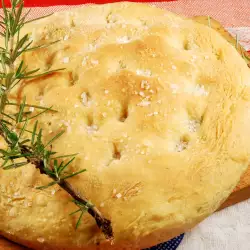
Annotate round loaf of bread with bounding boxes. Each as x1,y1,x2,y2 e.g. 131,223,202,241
1,2,250,249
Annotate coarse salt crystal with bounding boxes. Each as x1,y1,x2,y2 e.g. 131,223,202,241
91,59,99,65
63,35,69,41
137,100,151,107
29,107,35,112
74,104,79,108
188,120,200,133
192,85,208,96
100,202,105,207
86,125,98,134
136,69,152,77
139,91,145,97
176,141,188,152
170,84,179,94
51,190,56,195
81,92,88,106
62,57,69,64
141,80,150,90
37,237,45,243
172,65,177,70
104,90,109,94
205,55,209,59
88,44,97,52
116,193,122,199
117,36,130,44
82,56,89,66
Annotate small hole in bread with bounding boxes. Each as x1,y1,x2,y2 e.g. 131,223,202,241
183,41,190,50
113,143,121,160
87,114,94,126
176,135,189,152
119,103,129,122
215,49,223,60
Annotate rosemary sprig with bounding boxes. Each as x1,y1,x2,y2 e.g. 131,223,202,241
0,0,113,241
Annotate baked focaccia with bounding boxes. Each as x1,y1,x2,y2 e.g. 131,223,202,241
1,2,250,249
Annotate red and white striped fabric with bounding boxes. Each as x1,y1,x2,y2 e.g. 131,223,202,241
1,0,249,27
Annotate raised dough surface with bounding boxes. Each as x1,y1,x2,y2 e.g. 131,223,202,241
1,2,250,249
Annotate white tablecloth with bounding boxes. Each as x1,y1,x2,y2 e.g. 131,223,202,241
178,199,250,250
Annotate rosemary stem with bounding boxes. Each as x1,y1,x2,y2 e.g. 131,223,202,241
20,145,114,240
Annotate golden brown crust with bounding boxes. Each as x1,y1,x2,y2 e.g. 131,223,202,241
1,2,250,249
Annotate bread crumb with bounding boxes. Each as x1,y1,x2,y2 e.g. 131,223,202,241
100,202,105,207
